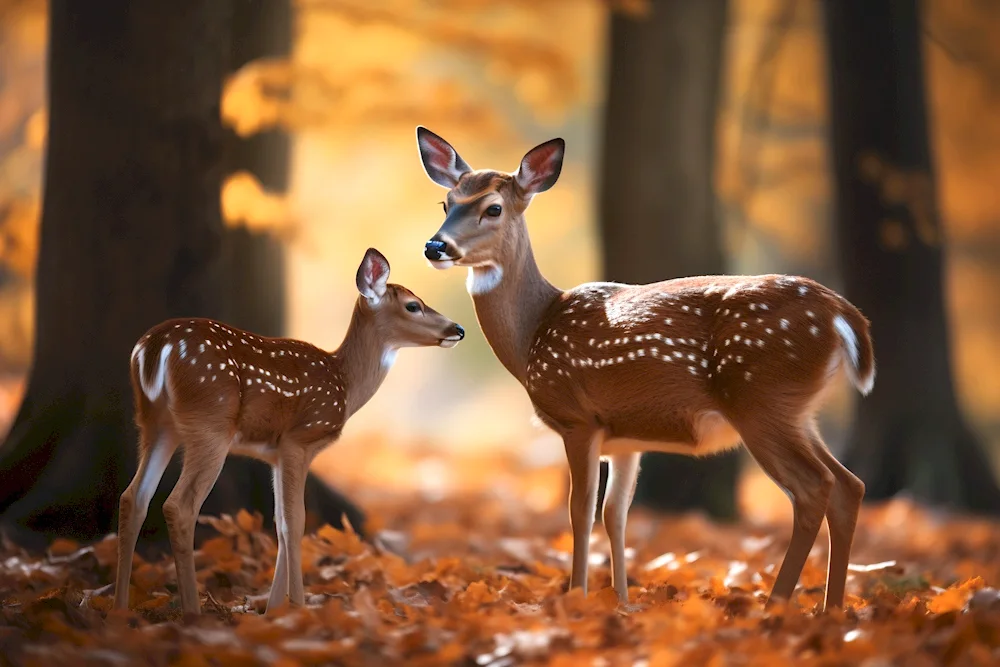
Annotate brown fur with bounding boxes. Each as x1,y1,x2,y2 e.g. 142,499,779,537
417,127,875,611
114,252,462,615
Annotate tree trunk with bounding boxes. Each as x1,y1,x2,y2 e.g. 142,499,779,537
596,0,738,519
222,0,290,338
0,0,364,552
822,0,1000,513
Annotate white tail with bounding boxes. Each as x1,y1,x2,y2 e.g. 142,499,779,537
417,127,875,611
114,248,464,615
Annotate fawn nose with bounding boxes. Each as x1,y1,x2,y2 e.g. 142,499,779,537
454,324,465,340
424,239,447,261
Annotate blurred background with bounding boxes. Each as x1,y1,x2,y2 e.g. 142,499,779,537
0,0,998,546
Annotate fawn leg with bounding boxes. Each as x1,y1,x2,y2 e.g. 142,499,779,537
564,428,602,596
265,462,290,614
162,436,229,614
602,452,640,603
279,447,309,607
809,426,865,610
114,425,178,610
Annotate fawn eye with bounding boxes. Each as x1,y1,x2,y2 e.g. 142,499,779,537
485,204,502,217
405,302,421,313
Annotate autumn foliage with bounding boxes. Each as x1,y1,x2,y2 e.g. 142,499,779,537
0,473,998,665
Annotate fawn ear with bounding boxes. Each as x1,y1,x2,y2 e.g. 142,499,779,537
515,138,565,195
357,248,390,303
417,126,472,188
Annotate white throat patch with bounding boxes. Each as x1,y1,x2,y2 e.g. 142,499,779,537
467,264,504,295
381,348,398,370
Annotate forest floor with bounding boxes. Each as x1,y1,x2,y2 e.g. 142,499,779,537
0,437,999,667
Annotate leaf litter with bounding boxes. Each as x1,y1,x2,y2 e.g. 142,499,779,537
0,486,999,665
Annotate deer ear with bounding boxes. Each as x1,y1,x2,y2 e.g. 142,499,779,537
417,126,472,188
515,138,565,195
357,248,390,302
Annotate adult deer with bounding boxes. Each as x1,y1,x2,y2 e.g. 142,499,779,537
415,127,874,611
115,248,464,615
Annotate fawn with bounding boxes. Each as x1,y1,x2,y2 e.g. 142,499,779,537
415,127,874,611
114,248,464,615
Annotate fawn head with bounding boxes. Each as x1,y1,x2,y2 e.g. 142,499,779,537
356,248,464,348
417,127,565,276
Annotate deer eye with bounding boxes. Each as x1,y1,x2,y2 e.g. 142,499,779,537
405,302,421,313
485,204,502,217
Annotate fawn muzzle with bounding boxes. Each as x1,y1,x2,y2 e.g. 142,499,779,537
438,322,465,348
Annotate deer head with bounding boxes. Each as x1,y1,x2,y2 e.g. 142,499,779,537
355,247,464,348
417,126,564,291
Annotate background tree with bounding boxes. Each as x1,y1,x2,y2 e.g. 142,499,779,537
221,0,289,338
822,0,1000,512
0,0,364,552
597,0,738,519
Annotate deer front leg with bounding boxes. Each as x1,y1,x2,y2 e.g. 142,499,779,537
563,428,603,596
279,447,309,607
603,452,640,603
265,463,290,614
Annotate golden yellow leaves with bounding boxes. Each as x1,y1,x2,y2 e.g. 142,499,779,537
0,196,38,278
222,171,296,237
297,0,580,119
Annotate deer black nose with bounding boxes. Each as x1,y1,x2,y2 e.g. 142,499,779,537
424,240,446,261
454,323,465,339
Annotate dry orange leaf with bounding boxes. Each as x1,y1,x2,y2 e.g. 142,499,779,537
927,576,987,614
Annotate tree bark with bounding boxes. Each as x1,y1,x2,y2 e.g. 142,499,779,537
597,0,738,519
0,0,364,552
222,0,290,338
822,0,1000,513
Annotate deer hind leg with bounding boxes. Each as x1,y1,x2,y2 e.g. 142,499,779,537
114,421,179,610
564,428,603,596
738,421,835,605
602,452,640,603
278,446,309,607
265,462,290,614
808,425,865,611
162,430,230,614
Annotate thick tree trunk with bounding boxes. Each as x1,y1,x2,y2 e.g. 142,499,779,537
597,0,738,519
0,0,364,552
822,0,1000,513
222,0,290,338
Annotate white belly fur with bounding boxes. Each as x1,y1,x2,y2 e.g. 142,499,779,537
601,411,743,458
230,440,278,464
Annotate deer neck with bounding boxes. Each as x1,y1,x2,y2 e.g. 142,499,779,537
468,225,562,384
334,300,396,419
